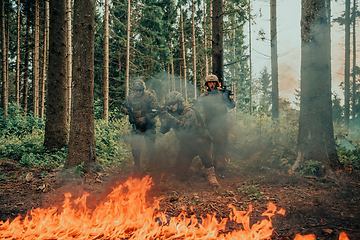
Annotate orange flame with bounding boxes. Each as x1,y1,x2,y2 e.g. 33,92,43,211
0,176,350,240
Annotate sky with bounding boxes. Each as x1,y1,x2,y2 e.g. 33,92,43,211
246,0,360,108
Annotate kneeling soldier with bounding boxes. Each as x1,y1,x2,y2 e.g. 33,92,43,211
160,91,220,187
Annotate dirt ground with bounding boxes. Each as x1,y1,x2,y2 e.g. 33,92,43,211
0,159,360,240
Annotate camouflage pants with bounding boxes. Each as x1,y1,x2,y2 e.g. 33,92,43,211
174,134,212,181
207,123,228,167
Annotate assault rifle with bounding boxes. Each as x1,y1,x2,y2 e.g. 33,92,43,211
220,85,233,99
124,99,137,131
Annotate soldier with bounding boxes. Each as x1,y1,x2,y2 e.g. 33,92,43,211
195,74,235,171
121,80,160,172
160,91,220,187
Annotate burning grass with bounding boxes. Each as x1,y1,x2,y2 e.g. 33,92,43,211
0,176,350,240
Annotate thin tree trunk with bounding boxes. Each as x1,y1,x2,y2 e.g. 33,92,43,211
2,0,7,115
40,0,49,118
44,0,69,150
212,0,223,86
249,0,252,115
180,7,187,101
352,0,357,120
33,0,40,116
204,0,208,77
345,0,350,126
270,0,279,119
67,0,72,123
23,21,30,114
125,0,130,98
170,42,175,91
103,0,109,122
66,0,97,172
192,0,197,99
209,0,212,72
16,0,21,104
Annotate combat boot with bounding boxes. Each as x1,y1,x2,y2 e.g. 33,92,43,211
205,166,220,187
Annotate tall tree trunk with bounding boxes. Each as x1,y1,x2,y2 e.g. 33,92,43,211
125,0,130,98
103,0,109,122
352,0,357,121
294,0,340,176
1,0,7,115
23,20,30,114
212,0,223,87
270,0,279,119
170,42,175,91
203,0,208,77
67,0,72,123
209,0,212,72
192,0,197,99
40,0,49,119
344,0,350,126
249,0,252,115
33,0,40,116
16,0,21,105
66,0,97,172
180,7,187,101
44,0,69,150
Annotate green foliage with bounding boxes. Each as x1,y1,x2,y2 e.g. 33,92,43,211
74,162,85,175
227,109,298,174
299,160,322,176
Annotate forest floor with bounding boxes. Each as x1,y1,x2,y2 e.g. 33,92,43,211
0,158,360,240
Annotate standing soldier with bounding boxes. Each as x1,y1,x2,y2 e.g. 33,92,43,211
160,91,220,187
196,74,235,171
121,80,160,172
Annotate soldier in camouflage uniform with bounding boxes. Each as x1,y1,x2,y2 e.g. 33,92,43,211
195,74,235,171
121,80,160,172
160,91,220,187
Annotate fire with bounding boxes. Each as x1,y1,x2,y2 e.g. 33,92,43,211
0,176,350,240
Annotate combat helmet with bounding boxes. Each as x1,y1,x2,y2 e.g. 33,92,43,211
132,80,146,91
165,91,184,106
204,74,219,87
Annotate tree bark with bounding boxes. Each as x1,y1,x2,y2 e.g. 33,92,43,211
66,0,97,171
344,0,350,126
125,0,130,98
103,0,109,122
22,18,30,114
192,0,197,99
2,0,7,115
180,7,187,101
40,0,49,119
248,0,252,115
203,0,208,77
294,0,340,176
352,0,356,121
33,0,40,116
16,0,21,105
44,0,69,150
67,0,72,124
212,0,223,87
270,0,279,119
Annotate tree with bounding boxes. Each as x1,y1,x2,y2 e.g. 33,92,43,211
66,0,72,123
270,0,279,119
103,0,109,122
125,0,130,98
293,0,341,176
66,0,97,171
44,0,69,150
212,0,224,86
40,0,49,119
2,0,8,115
344,0,351,126
16,0,21,105
352,0,357,121
33,0,40,116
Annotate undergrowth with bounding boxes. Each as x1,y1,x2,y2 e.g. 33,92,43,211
0,102,359,175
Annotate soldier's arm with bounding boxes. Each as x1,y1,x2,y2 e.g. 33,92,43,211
173,108,196,131
146,91,159,120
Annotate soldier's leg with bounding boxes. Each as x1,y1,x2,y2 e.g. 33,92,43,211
130,132,143,172
174,142,197,181
197,137,220,187
209,125,227,171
